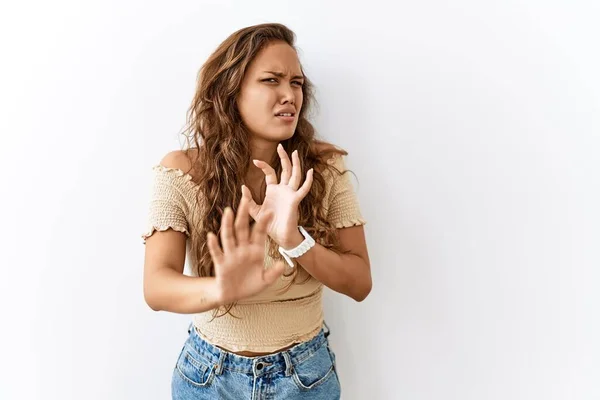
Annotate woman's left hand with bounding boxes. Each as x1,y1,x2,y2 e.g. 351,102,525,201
242,143,314,249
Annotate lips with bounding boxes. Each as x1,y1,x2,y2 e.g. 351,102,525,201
275,114,295,122
274,107,296,117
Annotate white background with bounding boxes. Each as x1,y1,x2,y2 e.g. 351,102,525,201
1,1,598,399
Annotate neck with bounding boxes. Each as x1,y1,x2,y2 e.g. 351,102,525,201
249,137,278,163
245,137,279,189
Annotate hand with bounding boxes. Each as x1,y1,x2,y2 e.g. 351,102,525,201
243,143,314,248
206,193,285,305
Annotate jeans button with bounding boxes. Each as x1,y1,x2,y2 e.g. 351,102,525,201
256,362,264,370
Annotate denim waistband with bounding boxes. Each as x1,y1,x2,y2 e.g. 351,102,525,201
184,321,330,377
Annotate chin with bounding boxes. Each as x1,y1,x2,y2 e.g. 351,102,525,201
250,125,297,143
269,128,296,141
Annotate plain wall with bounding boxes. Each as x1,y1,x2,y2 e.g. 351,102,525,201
1,0,598,399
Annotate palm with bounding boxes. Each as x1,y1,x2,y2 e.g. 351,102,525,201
214,238,273,300
253,184,299,244
206,201,285,305
243,144,314,246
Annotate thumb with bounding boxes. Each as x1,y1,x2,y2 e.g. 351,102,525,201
242,185,261,220
262,261,285,285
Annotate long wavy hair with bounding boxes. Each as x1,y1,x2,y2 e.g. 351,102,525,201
180,23,352,316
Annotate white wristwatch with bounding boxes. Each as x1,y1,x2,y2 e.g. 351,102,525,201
278,226,315,268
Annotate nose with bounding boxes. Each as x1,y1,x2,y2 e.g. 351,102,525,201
279,83,295,105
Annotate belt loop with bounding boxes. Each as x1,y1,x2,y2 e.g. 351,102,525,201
214,351,226,375
282,351,294,377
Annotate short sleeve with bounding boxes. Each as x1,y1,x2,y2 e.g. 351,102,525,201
325,155,367,228
141,165,192,244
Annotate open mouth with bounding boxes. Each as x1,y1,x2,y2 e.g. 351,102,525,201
275,113,296,122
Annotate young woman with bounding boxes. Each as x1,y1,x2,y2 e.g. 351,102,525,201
142,22,372,399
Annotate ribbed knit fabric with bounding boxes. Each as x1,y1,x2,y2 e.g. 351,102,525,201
141,153,366,352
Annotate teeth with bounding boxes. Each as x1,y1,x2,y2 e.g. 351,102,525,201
277,113,293,117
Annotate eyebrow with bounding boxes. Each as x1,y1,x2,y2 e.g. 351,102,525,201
263,71,304,80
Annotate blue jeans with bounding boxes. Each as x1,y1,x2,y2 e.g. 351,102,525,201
171,322,341,399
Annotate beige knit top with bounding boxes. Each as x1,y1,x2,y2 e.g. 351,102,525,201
141,153,366,352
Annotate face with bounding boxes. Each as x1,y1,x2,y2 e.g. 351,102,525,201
236,41,304,143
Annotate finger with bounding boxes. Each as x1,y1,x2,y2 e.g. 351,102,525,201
250,210,274,244
295,168,314,201
289,150,301,190
241,185,261,221
252,159,278,186
206,232,224,265
263,260,285,285
277,143,292,185
234,188,250,245
220,207,236,253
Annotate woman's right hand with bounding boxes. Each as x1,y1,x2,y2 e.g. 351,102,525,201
206,191,285,305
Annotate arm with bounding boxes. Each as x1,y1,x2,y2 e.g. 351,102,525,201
248,145,372,302
142,150,222,314
282,225,372,302
143,229,222,313
143,150,284,313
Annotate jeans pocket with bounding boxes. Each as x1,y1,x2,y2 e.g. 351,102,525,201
292,344,336,390
174,345,215,388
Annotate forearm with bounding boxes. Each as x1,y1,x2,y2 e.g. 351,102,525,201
144,267,222,314
288,234,371,301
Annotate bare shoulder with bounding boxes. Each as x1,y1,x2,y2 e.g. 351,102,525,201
159,148,200,176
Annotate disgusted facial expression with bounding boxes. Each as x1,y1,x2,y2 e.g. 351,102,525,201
237,41,304,143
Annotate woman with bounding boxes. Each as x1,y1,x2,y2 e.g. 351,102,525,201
142,22,372,399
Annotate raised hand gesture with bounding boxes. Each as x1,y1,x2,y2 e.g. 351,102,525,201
207,192,285,304
243,143,314,248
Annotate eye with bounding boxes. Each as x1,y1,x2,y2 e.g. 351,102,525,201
292,81,304,87
262,78,278,83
